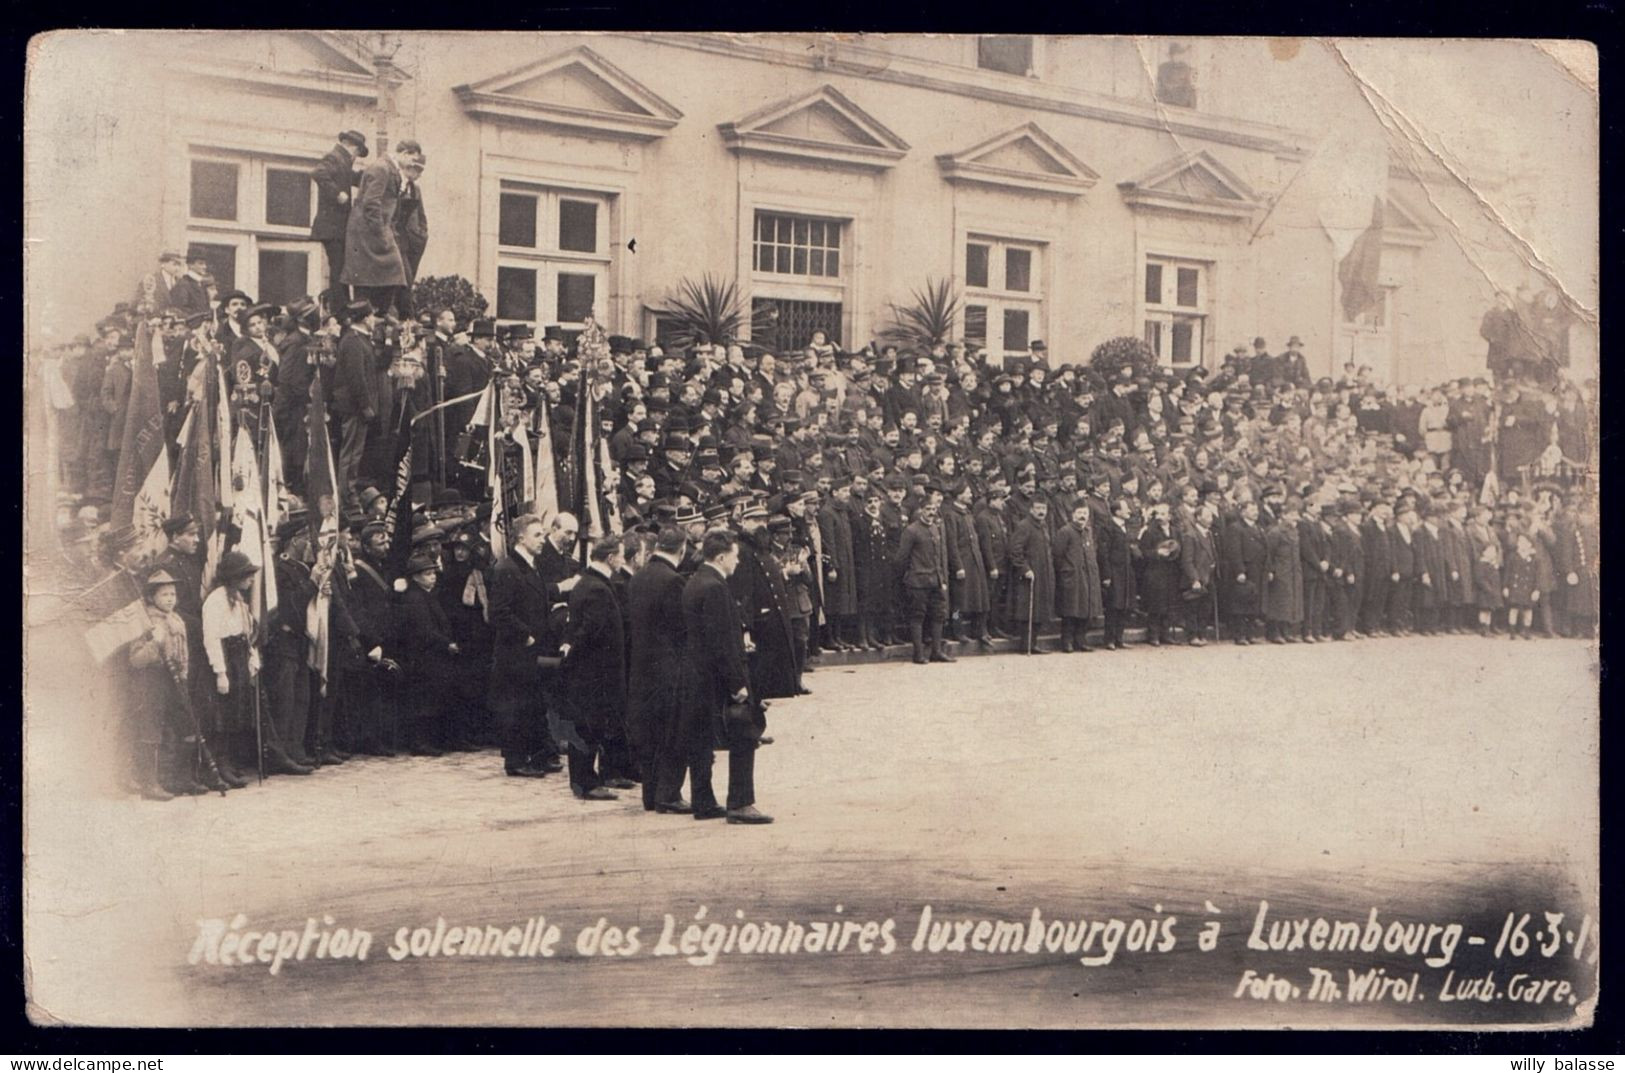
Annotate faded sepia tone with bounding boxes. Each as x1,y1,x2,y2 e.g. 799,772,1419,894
22,33,1599,1029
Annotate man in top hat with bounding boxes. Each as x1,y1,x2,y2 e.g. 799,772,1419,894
556,534,632,801
679,528,771,824
311,130,368,312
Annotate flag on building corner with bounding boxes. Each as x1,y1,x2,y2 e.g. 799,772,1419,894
1338,197,1386,323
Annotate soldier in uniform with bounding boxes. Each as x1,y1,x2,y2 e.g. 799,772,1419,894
731,500,799,698
896,498,956,665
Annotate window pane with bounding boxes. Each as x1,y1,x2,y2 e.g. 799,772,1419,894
558,199,598,253
966,243,990,288
1176,267,1200,307
825,250,838,276
776,247,791,274
978,35,1033,75
1003,308,1030,352
756,245,773,272
1144,320,1163,356
1145,263,1164,306
793,218,808,244
810,250,825,276
793,248,807,275
1171,319,1194,363
257,249,309,306
190,160,238,221
496,266,537,321
809,220,823,246
557,273,596,323
1006,248,1032,293
499,193,538,248
188,242,236,292
265,168,311,228
964,305,988,347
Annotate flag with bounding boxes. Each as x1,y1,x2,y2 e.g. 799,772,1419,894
531,398,559,526
79,569,146,664
130,447,171,563
305,369,341,524
481,381,507,560
216,364,235,512
383,393,417,578
307,515,339,696
579,370,602,540
1339,197,1386,322
230,426,269,599
111,320,164,527
171,351,221,600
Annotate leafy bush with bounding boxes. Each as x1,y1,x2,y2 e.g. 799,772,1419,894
1089,336,1157,380
413,275,490,325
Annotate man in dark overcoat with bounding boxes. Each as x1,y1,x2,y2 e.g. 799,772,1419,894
310,130,367,313
1007,498,1056,653
557,535,628,801
1219,499,1267,644
628,527,694,812
680,529,771,824
487,514,564,778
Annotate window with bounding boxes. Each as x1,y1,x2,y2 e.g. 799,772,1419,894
187,242,237,292
1143,256,1211,367
264,168,313,229
495,184,611,328
191,160,239,221
965,243,990,289
978,35,1034,76
750,298,843,354
257,247,311,307
187,151,322,302
962,234,1044,362
753,211,842,280
558,199,599,253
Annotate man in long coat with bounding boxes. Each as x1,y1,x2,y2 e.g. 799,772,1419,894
1359,502,1395,636
817,481,858,648
943,482,991,645
1264,502,1305,642
342,142,413,317
1298,500,1333,641
1219,500,1267,644
558,535,628,801
627,527,693,812
850,489,894,649
1053,502,1103,652
732,505,799,699
1098,496,1138,648
680,529,769,824
1007,499,1056,653
487,514,564,778
310,130,366,313
895,499,955,664
398,552,459,755
974,484,1012,639
1178,505,1217,646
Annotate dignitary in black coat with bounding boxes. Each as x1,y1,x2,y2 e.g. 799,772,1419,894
627,527,693,812
557,536,629,800
1263,501,1305,643
850,489,894,649
1178,503,1218,645
487,514,564,778
1138,503,1182,646
680,529,771,824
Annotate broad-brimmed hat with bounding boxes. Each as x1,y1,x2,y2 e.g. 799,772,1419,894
215,550,259,583
144,568,178,591
405,552,440,577
338,130,370,157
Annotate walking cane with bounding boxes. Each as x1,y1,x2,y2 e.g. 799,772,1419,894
1026,575,1036,655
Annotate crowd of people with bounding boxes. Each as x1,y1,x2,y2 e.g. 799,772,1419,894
33,139,1599,823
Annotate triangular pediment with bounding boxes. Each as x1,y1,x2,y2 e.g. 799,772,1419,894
1382,192,1435,247
161,31,390,105
455,46,682,141
937,122,1099,197
718,85,909,171
1118,150,1262,221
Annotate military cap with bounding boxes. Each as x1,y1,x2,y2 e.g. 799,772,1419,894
162,513,198,538
342,299,374,322
702,503,732,523
359,520,389,541
767,515,793,534
674,504,704,525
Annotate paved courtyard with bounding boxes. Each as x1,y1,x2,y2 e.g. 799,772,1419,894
23,631,1600,1028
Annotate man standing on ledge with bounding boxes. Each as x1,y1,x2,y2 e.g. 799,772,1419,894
680,529,771,825
310,130,367,314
